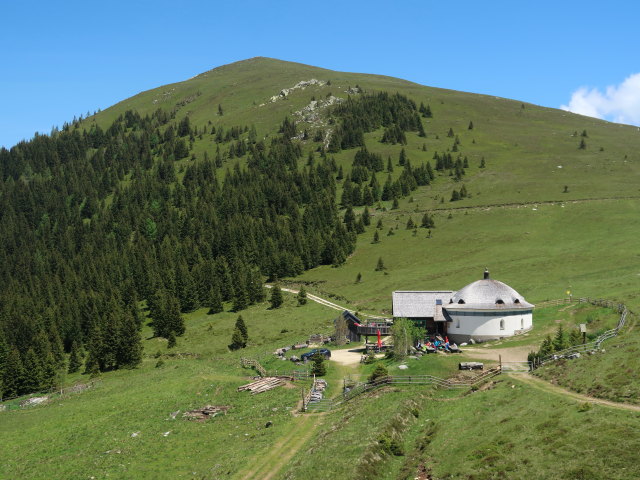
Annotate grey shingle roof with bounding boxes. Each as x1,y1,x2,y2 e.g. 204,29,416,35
392,291,455,318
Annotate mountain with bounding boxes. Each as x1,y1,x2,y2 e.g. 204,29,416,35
1,57,639,479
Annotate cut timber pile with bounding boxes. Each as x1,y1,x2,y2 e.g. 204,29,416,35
183,405,231,421
238,377,285,394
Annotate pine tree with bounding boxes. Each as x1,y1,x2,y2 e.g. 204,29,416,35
376,218,383,229
553,325,568,351
579,138,587,150
368,363,389,383
297,286,308,306
248,268,266,304
362,206,371,226
22,349,44,393
235,315,248,345
372,230,380,243
207,284,224,315
167,332,177,349
218,104,224,116
166,295,186,336
310,353,326,376
468,121,474,130
270,284,284,309
68,341,83,373
375,257,385,271
232,284,249,312
117,312,142,368
229,327,244,350
480,156,486,168
406,217,415,229
355,272,362,283
3,347,25,398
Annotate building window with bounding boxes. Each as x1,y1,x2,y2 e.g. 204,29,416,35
456,318,460,328
496,299,504,305
499,319,505,330
521,318,524,329
458,299,465,304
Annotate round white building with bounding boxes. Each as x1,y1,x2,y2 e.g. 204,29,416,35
444,270,534,343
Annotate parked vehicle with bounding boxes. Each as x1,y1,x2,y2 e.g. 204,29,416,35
301,348,331,362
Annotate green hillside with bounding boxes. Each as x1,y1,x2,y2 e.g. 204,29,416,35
1,57,640,479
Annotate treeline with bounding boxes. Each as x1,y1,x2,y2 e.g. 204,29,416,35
327,92,424,152
0,108,355,398
340,146,434,207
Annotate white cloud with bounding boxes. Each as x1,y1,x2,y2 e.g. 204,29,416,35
560,73,640,126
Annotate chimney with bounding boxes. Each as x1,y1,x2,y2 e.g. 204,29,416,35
484,268,490,279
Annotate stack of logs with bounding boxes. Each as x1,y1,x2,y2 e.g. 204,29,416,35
238,377,285,394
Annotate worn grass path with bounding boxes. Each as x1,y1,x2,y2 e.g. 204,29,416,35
513,373,640,412
235,359,359,479
236,413,324,480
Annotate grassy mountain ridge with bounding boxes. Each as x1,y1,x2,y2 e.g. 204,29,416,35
2,57,640,479
89,56,640,207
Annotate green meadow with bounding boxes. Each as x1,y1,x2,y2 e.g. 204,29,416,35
3,57,640,479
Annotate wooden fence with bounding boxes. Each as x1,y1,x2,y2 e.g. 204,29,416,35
532,298,629,369
1,380,98,411
304,367,501,412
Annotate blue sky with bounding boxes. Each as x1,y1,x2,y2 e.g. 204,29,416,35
1,0,639,148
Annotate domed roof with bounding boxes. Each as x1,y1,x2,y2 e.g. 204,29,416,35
448,270,533,309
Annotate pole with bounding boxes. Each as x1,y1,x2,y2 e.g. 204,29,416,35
499,354,502,371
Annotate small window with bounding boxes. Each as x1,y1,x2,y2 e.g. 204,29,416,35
496,299,504,305
458,299,465,304
514,299,520,304
456,318,460,328
521,318,524,329
499,319,505,330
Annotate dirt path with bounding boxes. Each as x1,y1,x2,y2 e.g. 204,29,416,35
235,348,362,480
462,346,532,363
330,348,365,366
514,373,640,412
265,284,386,319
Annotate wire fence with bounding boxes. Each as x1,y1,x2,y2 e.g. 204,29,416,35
532,298,629,369
0,380,98,411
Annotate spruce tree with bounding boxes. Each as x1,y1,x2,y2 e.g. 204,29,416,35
406,217,415,229
235,315,248,345
368,363,389,383
372,230,380,243
362,206,371,226
166,295,186,337
270,284,284,309
229,327,244,351
68,341,83,373
207,284,224,315
3,347,25,398
356,272,362,283
117,313,143,368
22,349,44,393
167,332,177,349
375,257,385,271
297,286,308,306
248,269,266,304
311,353,326,376
232,285,249,312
